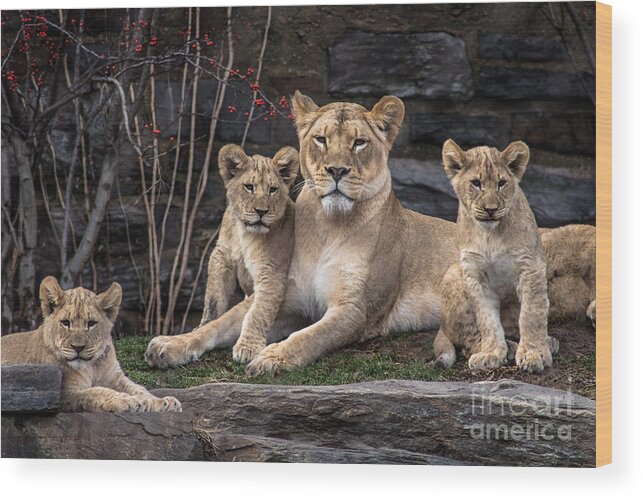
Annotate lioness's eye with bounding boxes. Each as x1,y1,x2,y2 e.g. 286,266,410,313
471,179,482,189
87,320,97,328
314,136,326,145
244,184,254,193
61,320,70,328
498,179,507,189
269,186,279,195
353,139,366,148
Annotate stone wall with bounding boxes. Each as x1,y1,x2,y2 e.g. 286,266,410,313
2,3,596,334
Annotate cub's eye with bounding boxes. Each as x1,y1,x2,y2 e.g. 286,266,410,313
498,179,507,189
314,136,326,146
269,186,279,195
471,179,482,189
243,184,254,193
353,139,366,148
61,320,71,328
87,320,97,329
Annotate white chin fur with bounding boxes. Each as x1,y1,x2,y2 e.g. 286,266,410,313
67,359,87,370
475,219,500,230
245,224,269,234
321,192,354,215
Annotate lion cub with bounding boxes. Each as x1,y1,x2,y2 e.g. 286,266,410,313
198,144,299,363
433,139,558,373
1,277,181,412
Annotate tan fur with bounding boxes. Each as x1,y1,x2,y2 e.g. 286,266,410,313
2,277,181,412
144,93,596,376
433,140,558,373
149,145,299,365
540,224,596,325
145,92,458,374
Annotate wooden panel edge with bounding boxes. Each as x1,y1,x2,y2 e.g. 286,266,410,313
595,0,612,468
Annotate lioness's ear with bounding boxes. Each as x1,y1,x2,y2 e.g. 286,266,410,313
291,90,319,134
442,139,466,180
39,276,65,318
272,147,300,188
369,96,405,147
98,282,122,322
501,141,530,181
218,144,250,185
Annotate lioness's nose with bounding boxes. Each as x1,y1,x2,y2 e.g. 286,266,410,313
485,207,498,216
326,166,350,181
255,208,268,217
72,344,86,354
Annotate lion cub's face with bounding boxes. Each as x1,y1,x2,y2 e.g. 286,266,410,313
442,139,530,229
39,276,121,369
291,91,405,216
218,145,299,234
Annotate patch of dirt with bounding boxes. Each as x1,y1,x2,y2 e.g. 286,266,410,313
346,321,596,399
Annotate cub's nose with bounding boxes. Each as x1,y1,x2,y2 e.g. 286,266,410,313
72,344,86,354
484,207,498,217
326,166,350,182
255,208,268,217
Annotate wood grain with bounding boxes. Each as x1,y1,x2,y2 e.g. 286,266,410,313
595,1,612,467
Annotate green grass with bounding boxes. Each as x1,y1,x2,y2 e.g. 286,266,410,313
115,334,449,389
115,325,596,399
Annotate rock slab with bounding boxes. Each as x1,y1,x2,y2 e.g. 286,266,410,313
1,364,62,413
1,412,203,460
156,379,597,467
2,379,596,466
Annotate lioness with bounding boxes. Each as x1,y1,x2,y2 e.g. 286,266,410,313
145,92,458,373
433,139,558,373
144,92,595,375
2,277,181,412
197,144,299,362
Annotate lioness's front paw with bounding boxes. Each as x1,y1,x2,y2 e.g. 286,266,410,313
232,336,266,364
104,395,149,413
145,336,199,370
515,344,553,373
246,344,297,376
468,351,506,371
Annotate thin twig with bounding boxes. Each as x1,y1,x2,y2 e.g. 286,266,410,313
241,6,271,147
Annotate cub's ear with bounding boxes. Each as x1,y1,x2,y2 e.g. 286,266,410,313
218,144,250,185
272,147,300,188
442,139,467,180
369,96,405,147
290,90,319,134
98,282,122,323
501,141,530,181
39,276,65,318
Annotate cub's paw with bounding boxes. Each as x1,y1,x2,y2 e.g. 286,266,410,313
547,336,560,356
468,351,506,371
506,340,519,362
515,344,553,374
246,344,297,376
232,336,266,364
586,300,596,328
104,395,150,413
147,396,182,412
145,336,199,370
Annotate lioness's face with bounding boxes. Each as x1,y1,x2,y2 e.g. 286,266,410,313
442,139,530,229
218,145,299,234
39,277,121,369
291,91,405,216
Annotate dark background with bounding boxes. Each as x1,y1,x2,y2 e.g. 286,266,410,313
1,3,596,335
